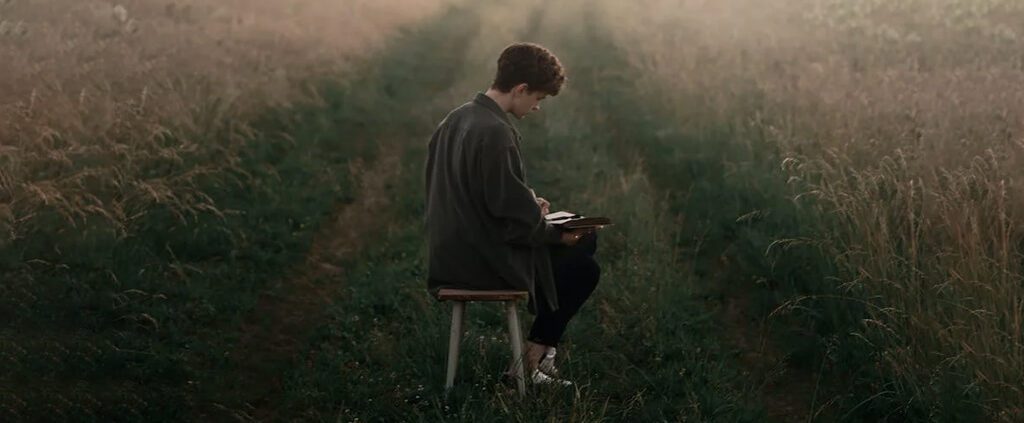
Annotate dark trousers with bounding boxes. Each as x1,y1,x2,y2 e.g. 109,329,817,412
527,232,600,347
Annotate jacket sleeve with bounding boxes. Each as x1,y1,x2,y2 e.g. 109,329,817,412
478,125,563,247
424,124,440,218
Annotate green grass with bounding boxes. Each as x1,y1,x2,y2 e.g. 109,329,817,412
271,4,766,422
0,4,481,421
12,0,988,421
577,4,995,422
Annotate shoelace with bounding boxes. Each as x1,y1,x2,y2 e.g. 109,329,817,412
502,348,573,387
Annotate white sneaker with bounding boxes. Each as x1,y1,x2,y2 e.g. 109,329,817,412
530,368,573,386
538,347,559,376
500,368,573,388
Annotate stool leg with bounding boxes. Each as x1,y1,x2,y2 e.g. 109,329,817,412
444,301,465,394
505,301,526,396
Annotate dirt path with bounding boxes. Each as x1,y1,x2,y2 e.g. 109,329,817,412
211,147,403,421
720,285,817,422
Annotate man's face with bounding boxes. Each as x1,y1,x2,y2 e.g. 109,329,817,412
510,84,548,119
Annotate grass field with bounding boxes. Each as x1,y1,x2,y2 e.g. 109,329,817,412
3,0,1022,421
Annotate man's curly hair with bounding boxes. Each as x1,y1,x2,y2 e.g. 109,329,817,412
491,42,567,96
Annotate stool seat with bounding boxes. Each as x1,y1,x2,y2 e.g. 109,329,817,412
437,288,528,302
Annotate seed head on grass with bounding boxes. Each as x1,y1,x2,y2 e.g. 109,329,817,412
112,5,128,23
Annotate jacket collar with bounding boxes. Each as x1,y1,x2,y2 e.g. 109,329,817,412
474,92,513,124
473,92,521,140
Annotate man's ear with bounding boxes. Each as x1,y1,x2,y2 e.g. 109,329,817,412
512,83,530,96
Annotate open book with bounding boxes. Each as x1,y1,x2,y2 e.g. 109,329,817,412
544,211,613,230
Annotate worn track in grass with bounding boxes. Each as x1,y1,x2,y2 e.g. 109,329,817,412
192,4,483,420
222,148,403,421
562,6,819,422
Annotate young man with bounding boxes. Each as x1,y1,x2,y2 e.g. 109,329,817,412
424,42,600,386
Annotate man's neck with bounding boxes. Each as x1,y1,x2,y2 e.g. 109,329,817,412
484,88,513,114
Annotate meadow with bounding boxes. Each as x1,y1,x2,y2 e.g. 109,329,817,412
604,0,1024,420
3,0,1022,421
1,0,453,419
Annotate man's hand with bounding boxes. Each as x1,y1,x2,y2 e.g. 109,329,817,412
560,228,593,246
536,196,550,215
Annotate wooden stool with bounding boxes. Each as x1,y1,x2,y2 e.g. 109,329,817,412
437,288,529,397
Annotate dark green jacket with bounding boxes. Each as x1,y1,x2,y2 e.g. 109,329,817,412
424,92,562,314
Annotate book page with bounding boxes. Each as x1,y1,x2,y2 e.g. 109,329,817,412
545,211,577,221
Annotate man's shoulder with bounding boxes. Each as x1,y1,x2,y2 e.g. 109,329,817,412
446,103,513,136
450,100,501,121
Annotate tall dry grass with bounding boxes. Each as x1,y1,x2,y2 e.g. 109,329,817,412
1,1,452,418
0,0,449,250
603,0,1024,418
